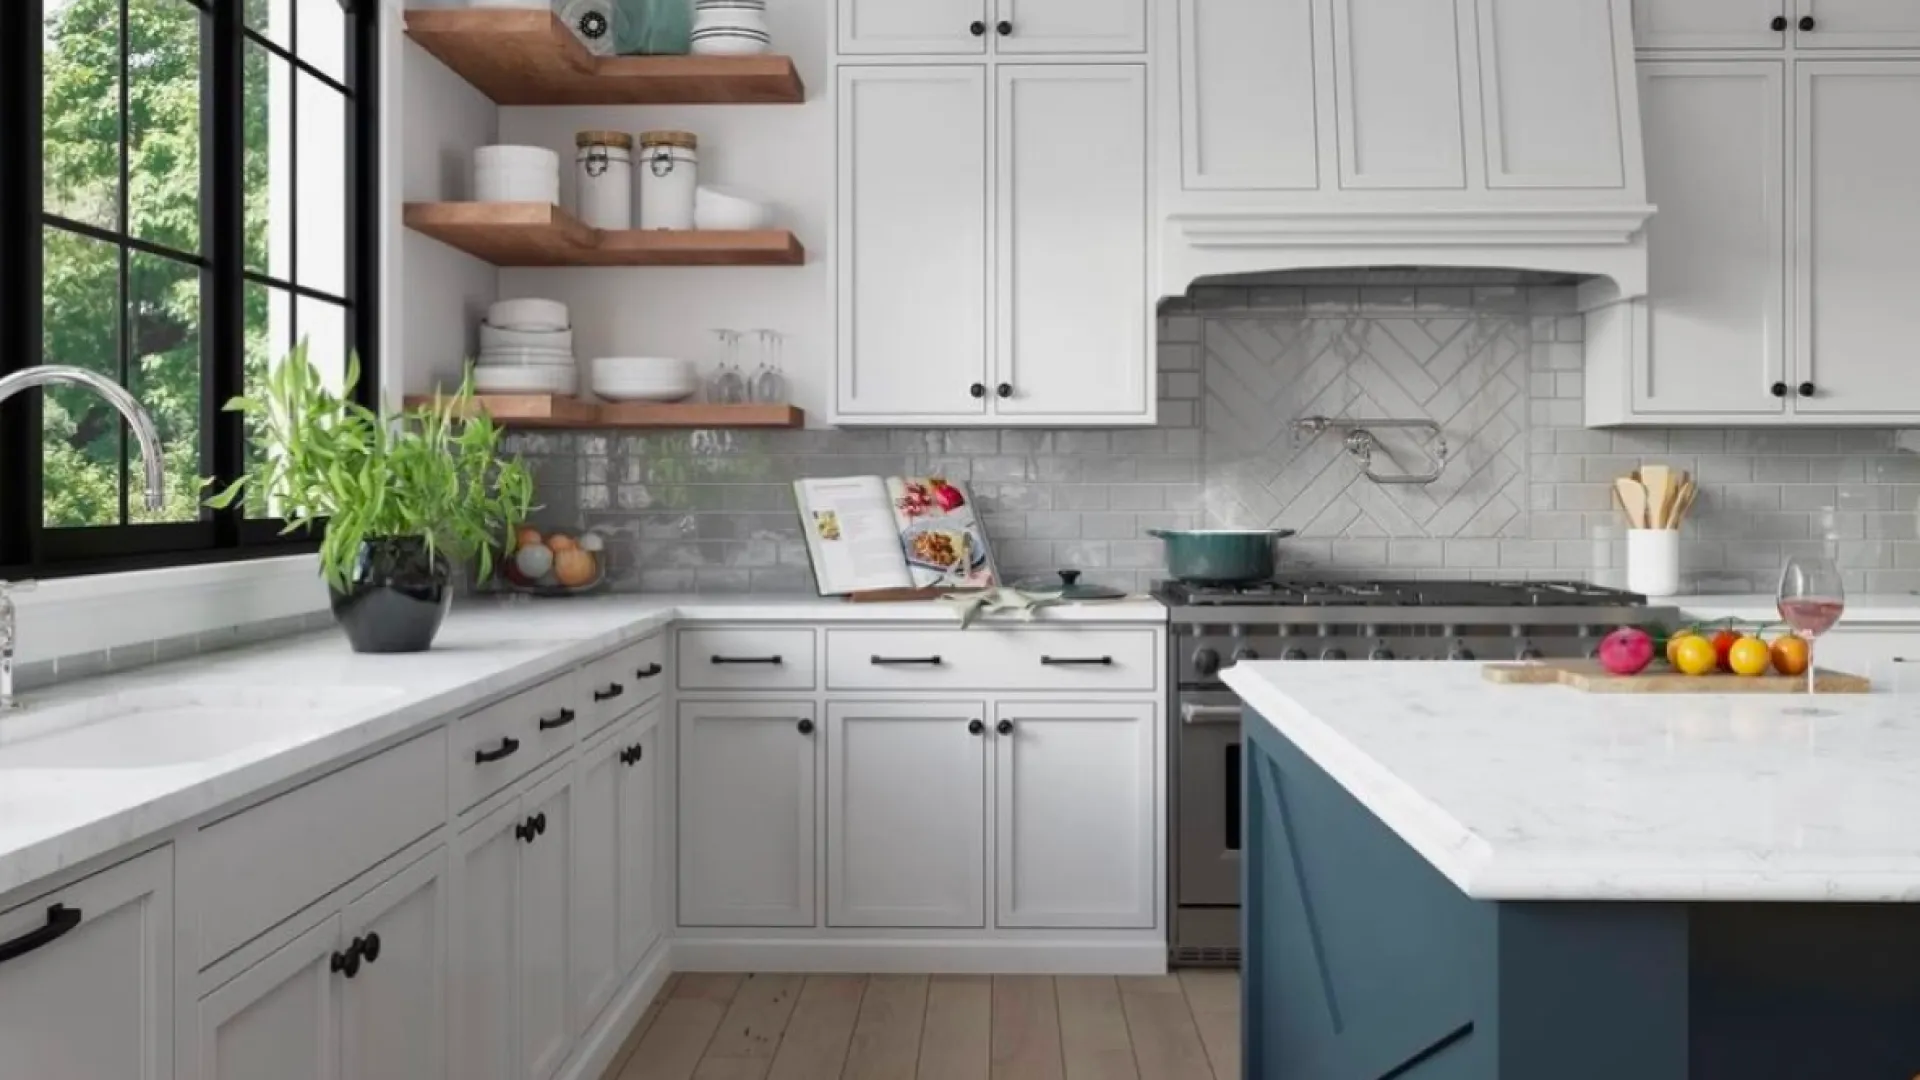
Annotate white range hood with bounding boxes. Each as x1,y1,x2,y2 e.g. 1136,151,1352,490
1155,0,1654,308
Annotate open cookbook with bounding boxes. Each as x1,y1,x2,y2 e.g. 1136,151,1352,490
793,475,1000,596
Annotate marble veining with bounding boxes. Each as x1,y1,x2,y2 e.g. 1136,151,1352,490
1224,661,1920,902
0,594,1165,899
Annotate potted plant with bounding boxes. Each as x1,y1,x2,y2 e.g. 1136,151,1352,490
206,343,535,653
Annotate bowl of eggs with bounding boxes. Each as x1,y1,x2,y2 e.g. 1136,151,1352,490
500,526,606,595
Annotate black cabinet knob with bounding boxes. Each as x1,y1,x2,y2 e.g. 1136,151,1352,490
996,19,1012,34
970,19,986,35
1771,381,1788,398
1772,14,1788,30
360,933,381,965
798,718,815,735
996,719,1014,735
621,743,644,766
1799,381,1816,398
534,812,548,835
996,383,1012,399
516,819,535,843
1800,15,1815,30
331,945,361,978
969,382,986,399
968,719,985,735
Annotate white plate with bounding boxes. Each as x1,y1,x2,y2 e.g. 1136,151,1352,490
487,298,570,332
591,356,695,380
473,366,579,395
477,349,576,368
480,324,574,352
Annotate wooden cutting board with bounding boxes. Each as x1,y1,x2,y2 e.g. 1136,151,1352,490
1483,659,1871,694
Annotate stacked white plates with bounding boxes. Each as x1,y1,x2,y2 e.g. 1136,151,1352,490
476,299,578,396
690,0,771,54
591,357,698,402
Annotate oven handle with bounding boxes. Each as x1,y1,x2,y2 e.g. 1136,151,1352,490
1181,703,1242,726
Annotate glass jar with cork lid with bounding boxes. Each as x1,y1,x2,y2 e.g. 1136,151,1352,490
574,130,634,230
637,130,698,230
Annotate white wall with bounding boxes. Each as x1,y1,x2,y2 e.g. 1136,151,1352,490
495,0,834,422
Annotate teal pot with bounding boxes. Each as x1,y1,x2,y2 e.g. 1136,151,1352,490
1147,529,1295,584
615,0,693,55
328,536,454,654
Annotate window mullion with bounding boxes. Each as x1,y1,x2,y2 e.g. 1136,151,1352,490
209,0,245,549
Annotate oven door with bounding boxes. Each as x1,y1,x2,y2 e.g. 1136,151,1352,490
1176,692,1242,907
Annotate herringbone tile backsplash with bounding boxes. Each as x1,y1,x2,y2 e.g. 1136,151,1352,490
505,279,1920,596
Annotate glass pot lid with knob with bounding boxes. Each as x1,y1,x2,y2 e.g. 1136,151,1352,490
1013,569,1129,601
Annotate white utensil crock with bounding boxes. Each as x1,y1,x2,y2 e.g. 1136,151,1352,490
1627,529,1680,597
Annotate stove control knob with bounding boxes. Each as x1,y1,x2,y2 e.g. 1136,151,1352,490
1192,647,1221,678
1321,647,1348,661
1517,646,1543,661
1449,645,1477,661
1231,646,1260,665
1281,648,1308,661
1369,645,1395,661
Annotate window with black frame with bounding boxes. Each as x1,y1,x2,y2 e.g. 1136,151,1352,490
0,0,377,576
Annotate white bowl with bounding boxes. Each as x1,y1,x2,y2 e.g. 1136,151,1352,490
689,27,772,54
487,298,570,332
694,186,774,230
473,365,579,396
477,346,577,368
591,357,698,401
474,146,560,204
479,324,574,352
475,145,559,171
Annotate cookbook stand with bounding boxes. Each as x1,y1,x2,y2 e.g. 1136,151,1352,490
844,586,984,603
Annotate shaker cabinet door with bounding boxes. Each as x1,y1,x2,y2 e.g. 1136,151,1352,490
450,802,520,1080
517,769,574,1080
569,729,622,1030
194,915,340,1080
616,717,662,972
1792,0,1920,49
1632,0,1790,48
992,0,1146,53
678,701,818,928
342,849,447,1080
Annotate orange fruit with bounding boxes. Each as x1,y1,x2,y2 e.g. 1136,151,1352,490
1770,635,1810,677
553,548,598,588
547,532,578,553
1672,635,1719,676
1666,629,1698,667
515,525,543,550
1728,637,1771,677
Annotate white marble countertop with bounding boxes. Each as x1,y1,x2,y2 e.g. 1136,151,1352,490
1224,661,1920,903
0,593,1164,899
1675,594,1920,626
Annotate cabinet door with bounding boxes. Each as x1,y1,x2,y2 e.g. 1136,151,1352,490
993,0,1146,53
616,716,662,972
1476,0,1627,189
569,730,621,1030
679,701,818,927
839,0,987,55
450,801,519,1080
826,702,987,928
1795,62,1920,415
1635,62,1787,416
1331,0,1468,190
836,67,989,421
1793,0,1920,48
518,768,573,1080
1178,0,1322,190
343,849,446,1080
994,65,1149,420
994,701,1155,929
1633,0,1790,48
0,847,172,1080
195,914,339,1080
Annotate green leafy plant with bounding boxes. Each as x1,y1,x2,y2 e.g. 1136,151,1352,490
205,342,536,593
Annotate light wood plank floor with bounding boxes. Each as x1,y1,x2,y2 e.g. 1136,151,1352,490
605,972,1241,1080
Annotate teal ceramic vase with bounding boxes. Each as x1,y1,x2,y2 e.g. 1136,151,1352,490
616,0,693,55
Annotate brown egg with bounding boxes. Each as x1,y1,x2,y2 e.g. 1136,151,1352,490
553,548,598,588
515,525,543,550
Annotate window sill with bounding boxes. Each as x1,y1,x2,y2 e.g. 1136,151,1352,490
13,554,328,667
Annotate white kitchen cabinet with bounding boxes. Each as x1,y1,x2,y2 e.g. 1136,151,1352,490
194,914,338,1080
993,0,1146,53
994,65,1149,419
826,702,988,928
1331,0,1468,190
1478,0,1629,189
838,0,988,55
1794,0,1920,49
517,768,573,1080
569,727,621,1032
1177,0,1320,190
1631,62,1787,417
1633,0,1790,49
616,717,661,974
679,701,818,927
1794,61,1920,416
342,850,447,1080
448,801,522,1080
993,701,1156,929
0,847,172,1080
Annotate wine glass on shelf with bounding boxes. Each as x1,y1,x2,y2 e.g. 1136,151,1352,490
707,329,745,405
1777,554,1846,699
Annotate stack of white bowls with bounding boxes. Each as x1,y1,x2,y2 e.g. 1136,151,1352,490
690,0,771,54
474,145,560,205
591,357,698,402
475,299,577,396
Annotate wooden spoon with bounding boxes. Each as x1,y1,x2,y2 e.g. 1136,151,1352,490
1672,479,1698,529
1615,477,1650,529
1640,465,1672,527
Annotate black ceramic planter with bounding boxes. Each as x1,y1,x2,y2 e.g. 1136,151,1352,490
328,536,453,654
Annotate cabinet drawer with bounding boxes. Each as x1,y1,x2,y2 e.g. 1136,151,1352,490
676,628,816,691
826,629,1158,692
579,635,667,737
194,729,446,967
453,675,578,811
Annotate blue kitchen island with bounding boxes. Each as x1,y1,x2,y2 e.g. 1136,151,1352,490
1222,662,1920,1080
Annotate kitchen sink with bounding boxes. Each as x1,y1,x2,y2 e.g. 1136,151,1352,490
0,684,407,769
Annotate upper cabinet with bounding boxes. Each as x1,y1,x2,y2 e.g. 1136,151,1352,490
1178,0,1320,191
1478,0,1629,190
838,0,1145,54
1633,0,1920,49
1795,0,1920,49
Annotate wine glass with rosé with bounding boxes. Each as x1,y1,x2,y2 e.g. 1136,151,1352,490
1777,555,1846,697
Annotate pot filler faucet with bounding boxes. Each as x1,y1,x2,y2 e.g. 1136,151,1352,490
0,365,167,710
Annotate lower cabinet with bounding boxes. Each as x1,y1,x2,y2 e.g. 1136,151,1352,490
194,847,446,1080
826,701,988,928
517,769,574,1080
615,716,662,972
570,705,662,1032
0,846,173,1080
679,700,818,927
994,701,1156,929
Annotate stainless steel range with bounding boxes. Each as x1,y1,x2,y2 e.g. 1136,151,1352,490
1163,578,1678,967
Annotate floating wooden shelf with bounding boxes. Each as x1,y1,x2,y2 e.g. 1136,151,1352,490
404,9,805,106
405,395,804,431
403,202,805,268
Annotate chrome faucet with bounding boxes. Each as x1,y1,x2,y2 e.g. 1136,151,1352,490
0,365,167,709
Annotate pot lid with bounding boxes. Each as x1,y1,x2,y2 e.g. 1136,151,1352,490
1014,569,1128,601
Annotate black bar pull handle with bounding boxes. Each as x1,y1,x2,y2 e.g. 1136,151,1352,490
871,655,943,666
635,662,664,679
712,655,783,665
474,737,521,765
593,683,625,702
538,708,577,732
0,903,83,966
1040,655,1114,666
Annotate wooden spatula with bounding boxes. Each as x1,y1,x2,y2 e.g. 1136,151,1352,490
1641,464,1673,528
1672,479,1698,528
1615,477,1650,529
